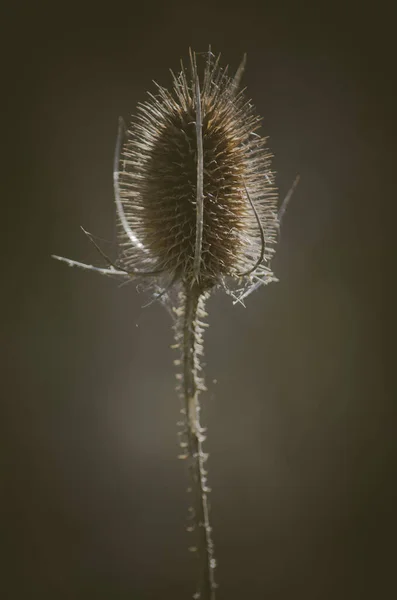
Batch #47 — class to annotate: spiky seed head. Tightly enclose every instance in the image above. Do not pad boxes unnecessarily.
[117,49,278,294]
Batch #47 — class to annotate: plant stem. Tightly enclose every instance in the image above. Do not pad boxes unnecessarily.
[179,282,216,600]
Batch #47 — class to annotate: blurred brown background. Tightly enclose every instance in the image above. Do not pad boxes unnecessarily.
[3,2,392,599]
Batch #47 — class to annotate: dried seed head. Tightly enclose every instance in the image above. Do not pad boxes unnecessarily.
[117,49,278,296]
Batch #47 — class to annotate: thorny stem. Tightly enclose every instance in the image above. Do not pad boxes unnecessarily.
[177,283,216,600]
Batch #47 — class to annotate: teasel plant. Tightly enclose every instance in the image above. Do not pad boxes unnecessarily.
[53,48,298,599]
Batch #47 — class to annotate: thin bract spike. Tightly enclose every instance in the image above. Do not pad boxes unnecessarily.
[179,58,190,100]
[80,226,126,273]
[113,117,146,252]
[203,46,215,97]
[238,181,266,276]
[193,74,204,283]
[278,174,300,228]
[51,255,129,277]
[231,53,247,95]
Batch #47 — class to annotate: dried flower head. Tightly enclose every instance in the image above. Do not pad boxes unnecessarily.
[114,48,279,300]
[52,49,293,600]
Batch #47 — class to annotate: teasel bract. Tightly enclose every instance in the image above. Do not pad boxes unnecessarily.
[54,49,280,600]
